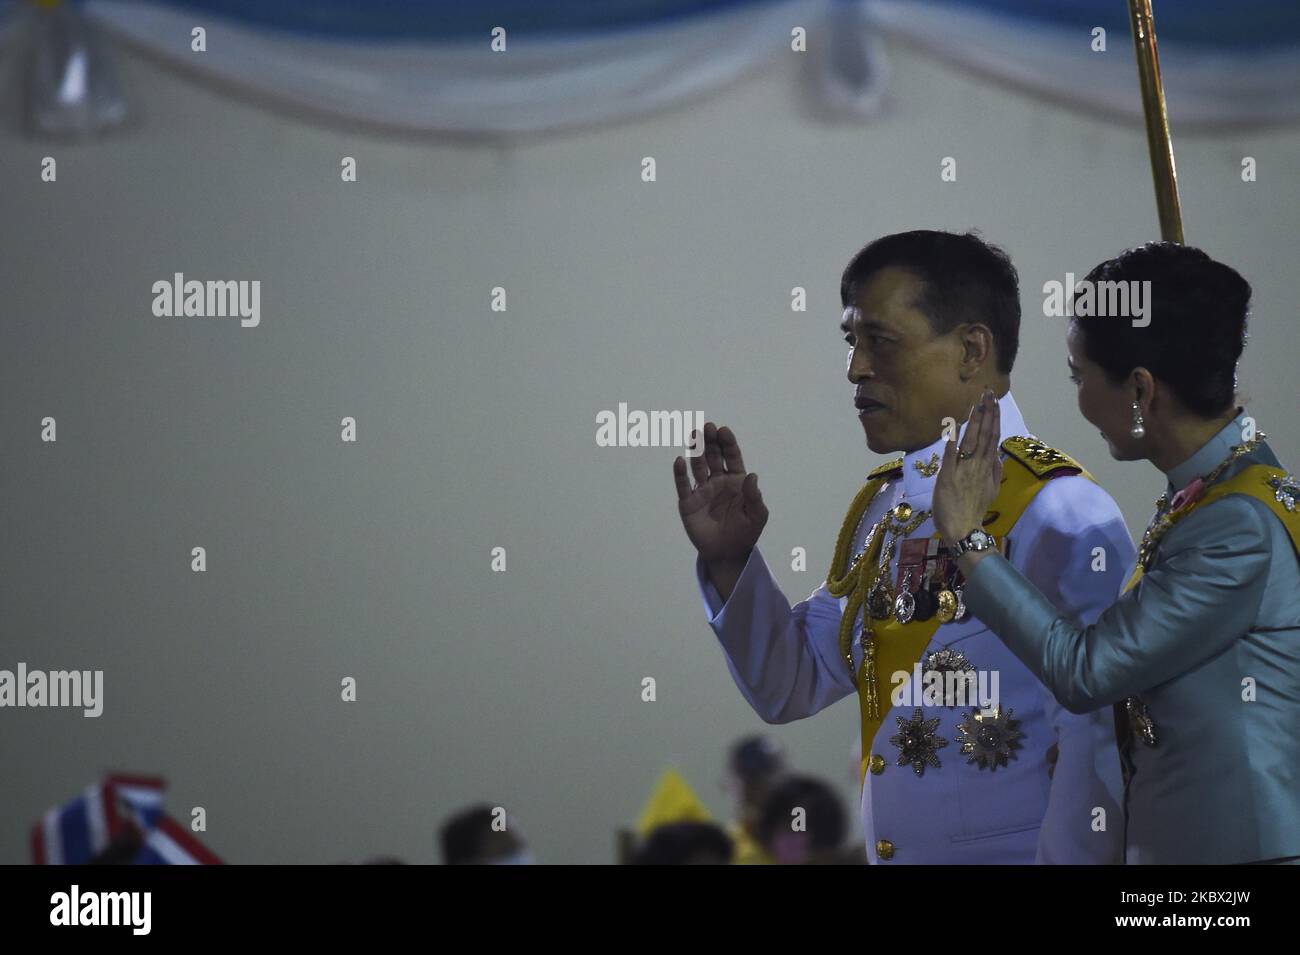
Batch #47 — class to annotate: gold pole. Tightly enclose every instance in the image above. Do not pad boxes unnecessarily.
[1127,0,1184,243]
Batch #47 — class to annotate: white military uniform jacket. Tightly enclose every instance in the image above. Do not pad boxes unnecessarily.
[695,392,1132,863]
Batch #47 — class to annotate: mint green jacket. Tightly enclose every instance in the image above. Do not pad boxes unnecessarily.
[965,411,1300,864]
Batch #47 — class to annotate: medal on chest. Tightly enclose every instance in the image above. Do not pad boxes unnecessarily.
[892,537,969,626]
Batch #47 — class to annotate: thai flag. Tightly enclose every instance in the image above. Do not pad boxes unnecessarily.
[131,814,223,865]
[30,773,214,864]
[30,781,119,865]
[108,774,166,832]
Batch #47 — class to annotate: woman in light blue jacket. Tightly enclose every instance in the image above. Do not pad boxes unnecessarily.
[933,243,1300,864]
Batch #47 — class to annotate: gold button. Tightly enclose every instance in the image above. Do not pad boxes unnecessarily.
[894,503,913,522]
[876,839,895,861]
[869,754,886,775]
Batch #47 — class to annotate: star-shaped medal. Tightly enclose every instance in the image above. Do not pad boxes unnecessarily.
[889,707,948,776]
[956,706,1024,770]
[922,647,977,707]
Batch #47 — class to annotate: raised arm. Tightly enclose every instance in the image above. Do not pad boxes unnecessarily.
[963,496,1271,712]
[675,423,855,722]
[933,390,1271,712]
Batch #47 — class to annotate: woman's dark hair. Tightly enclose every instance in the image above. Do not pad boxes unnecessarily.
[1073,242,1250,418]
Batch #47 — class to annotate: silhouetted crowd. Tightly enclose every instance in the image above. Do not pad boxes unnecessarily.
[434,736,865,865]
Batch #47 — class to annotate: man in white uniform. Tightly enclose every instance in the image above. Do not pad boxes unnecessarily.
[672,231,1132,863]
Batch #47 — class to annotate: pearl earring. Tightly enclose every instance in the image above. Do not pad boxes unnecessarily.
[1130,401,1146,439]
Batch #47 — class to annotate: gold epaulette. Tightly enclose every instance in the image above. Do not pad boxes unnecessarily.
[867,457,903,481]
[1000,435,1083,479]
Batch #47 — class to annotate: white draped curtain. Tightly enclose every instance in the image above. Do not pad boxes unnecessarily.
[4,0,1297,135]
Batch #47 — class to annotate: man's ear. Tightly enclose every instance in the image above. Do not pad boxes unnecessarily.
[960,323,996,376]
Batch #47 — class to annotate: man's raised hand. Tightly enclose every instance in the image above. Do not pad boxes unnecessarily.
[672,422,768,565]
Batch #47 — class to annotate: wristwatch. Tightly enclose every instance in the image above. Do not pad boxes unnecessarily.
[950,528,996,559]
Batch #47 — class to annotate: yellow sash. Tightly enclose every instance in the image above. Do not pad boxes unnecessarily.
[831,442,1094,782]
[1123,464,1300,594]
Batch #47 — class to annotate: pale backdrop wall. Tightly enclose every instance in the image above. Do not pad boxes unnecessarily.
[2,30,1297,863]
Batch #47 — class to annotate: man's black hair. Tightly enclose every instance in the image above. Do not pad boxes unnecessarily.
[439,805,497,865]
[631,822,734,865]
[840,229,1021,373]
[756,775,847,853]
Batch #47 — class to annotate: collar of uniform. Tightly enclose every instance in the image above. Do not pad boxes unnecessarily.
[1164,406,1249,494]
[899,391,1028,505]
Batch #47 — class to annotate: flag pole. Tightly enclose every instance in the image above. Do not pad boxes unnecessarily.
[1127,0,1184,243]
